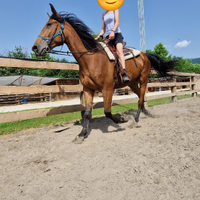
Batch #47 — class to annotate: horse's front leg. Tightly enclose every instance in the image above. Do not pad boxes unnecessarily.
[73,88,94,143]
[103,89,128,123]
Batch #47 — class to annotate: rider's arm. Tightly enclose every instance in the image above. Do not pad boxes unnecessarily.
[112,9,119,32]
[95,13,106,40]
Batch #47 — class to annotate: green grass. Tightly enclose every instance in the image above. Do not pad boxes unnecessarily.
[0,94,199,135]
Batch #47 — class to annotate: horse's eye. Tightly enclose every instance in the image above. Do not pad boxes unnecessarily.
[47,23,52,27]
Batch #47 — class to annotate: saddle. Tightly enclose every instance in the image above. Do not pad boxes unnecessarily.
[99,39,141,84]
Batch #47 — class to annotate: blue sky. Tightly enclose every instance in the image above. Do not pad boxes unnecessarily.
[0,0,200,62]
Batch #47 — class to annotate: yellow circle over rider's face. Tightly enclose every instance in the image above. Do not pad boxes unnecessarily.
[97,0,124,11]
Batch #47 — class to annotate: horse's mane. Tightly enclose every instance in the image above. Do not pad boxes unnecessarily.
[51,12,102,52]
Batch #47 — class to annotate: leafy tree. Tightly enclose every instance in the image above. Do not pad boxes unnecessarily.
[154,43,170,60]
[146,49,155,55]
[31,52,59,77]
[0,46,32,76]
[0,46,80,78]
[57,58,79,78]
[173,56,200,73]
[31,52,79,78]
[147,43,171,78]
[8,46,29,59]
[30,52,57,61]
[147,42,200,74]
[147,42,172,61]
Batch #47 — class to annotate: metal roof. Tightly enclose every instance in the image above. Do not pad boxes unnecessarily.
[0,75,76,86]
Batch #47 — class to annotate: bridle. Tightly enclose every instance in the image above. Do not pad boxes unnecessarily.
[37,19,103,56]
[38,20,65,50]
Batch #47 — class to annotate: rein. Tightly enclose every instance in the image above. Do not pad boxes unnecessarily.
[38,20,65,49]
[50,47,103,56]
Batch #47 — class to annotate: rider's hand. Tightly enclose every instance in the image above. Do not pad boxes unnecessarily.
[109,31,115,40]
[95,35,103,41]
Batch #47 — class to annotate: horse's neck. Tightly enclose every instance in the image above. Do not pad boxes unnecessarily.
[63,23,88,62]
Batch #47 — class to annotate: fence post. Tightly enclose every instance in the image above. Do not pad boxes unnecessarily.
[191,76,196,97]
[171,76,177,102]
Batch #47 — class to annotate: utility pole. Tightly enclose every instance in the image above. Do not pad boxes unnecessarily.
[137,0,146,52]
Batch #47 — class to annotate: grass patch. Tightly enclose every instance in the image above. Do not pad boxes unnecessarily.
[0,111,82,135]
[0,94,199,135]
[147,97,172,107]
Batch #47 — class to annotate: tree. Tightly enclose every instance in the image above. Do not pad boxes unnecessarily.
[173,56,200,73]
[1,46,32,76]
[154,43,170,60]
[57,58,79,78]
[30,52,57,61]
[8,46,29,59]
[147,42,172,61]
[31,53,79,78]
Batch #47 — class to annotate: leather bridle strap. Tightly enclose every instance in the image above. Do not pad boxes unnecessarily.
[38,20,65,49]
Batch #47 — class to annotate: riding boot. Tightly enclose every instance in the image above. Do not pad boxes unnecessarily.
[122,70,130,83]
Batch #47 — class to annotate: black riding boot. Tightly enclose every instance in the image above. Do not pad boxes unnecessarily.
[122,71,130,83]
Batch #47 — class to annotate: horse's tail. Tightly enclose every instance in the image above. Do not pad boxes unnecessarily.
[145,53,177,77]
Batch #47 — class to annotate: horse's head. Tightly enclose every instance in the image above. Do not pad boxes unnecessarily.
[32,4,65,56]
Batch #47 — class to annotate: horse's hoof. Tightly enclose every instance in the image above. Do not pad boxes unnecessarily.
[135,117,139,123]
[142,108,149,115]
[135,122,141,128]
[120,116,128,123]
[72,136,84,144]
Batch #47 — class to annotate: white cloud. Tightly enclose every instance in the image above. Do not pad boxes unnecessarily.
[174,40,191,48]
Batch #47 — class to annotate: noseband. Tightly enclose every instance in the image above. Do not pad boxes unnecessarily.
[38,20,65,49]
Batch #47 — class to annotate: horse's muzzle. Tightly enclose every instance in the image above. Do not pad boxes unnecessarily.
[32,44,50,56]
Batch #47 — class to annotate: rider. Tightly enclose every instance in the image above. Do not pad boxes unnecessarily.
[95,9,130,83]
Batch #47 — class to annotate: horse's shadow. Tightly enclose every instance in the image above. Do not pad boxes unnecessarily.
[88,114,126,134]
[54,109,155,137]
[80,109,155,138]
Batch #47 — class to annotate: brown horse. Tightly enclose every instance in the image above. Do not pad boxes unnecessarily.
[32,4,176,143]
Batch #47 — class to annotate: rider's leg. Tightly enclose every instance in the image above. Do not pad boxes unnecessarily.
[116,43,130,83]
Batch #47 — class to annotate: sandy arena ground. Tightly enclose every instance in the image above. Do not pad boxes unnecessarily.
[0,97,200,200]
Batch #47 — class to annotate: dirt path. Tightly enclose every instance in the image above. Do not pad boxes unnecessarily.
[0,97,200,200]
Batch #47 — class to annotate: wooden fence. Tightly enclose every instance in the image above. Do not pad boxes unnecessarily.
[0,57,200,123]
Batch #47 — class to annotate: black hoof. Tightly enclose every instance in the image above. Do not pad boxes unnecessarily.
[135,117,139,123]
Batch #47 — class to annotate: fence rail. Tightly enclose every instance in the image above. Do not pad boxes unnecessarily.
[0,57,79,70]
[0,57,200,123]
[0,85,83,95]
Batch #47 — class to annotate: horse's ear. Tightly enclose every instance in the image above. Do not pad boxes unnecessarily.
[47,13,51,18]
[49,3,59,17]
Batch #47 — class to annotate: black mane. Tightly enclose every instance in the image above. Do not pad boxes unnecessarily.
[51,12,101,52]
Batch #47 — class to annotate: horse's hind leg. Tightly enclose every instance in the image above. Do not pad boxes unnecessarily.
[129,79,148,122]
[136,80,149,122]
[103,89,128,123]
[73,88,94,143]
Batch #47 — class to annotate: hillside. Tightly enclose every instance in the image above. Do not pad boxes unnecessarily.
[191,58,200,64]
